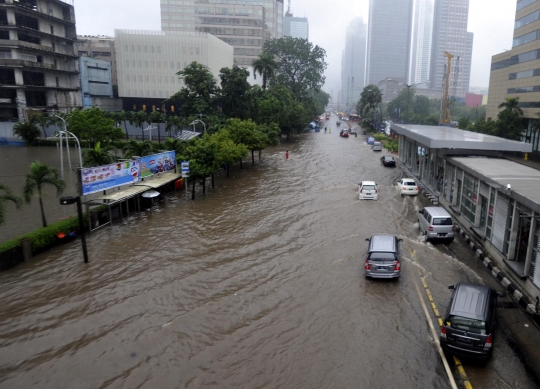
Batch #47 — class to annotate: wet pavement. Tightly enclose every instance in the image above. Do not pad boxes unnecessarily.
[0,116,538,388]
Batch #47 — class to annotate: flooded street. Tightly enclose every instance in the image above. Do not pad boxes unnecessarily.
[0,117,538,389]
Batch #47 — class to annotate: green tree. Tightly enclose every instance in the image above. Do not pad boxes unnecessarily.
[358,86,383,130]
[82,141,118,167]
[132,110,148,141]
[13,118,41,145]
[210,130,248,177]
[169,62,217,117]
[218,65,251,119]
[149,111,165,143]
[163,137,187,156]
[122,139,154,159]
[66,107,123,148]
[498,97,524,117]
[165,115,181,137]
[179,135,220,199]
[31,114,52,138]
[118,110,132,140]
[23,161,65,228]
[262,37,327,99]
[0,183,22,226]
[458,117,471,130]
[252,53,278,90]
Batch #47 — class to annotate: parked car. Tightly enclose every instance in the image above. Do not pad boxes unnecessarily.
[364,234,403,279]
[440,282,502,361]
[372,141,383,151]
[359,180,378,200]
[366,137,375,145]
[397,178,418,195]
[381,156,396,167]
[340,129,349,137]
[418,206,455,242]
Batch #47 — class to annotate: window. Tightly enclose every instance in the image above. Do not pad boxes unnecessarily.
[515,9,540,29]
[508,85,540,94]
[509,68,540,79]
[491,49,540,71]
[460,173,478,223]
[517,0,537,11]
[513,29,540,48]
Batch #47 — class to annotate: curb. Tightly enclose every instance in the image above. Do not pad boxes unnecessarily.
[421,189,537,315]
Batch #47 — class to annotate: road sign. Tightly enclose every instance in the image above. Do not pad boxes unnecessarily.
[182,172,189,178]
[181,161,190,173]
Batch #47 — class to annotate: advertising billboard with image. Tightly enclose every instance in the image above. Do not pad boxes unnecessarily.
[138,151,176,178]
[80,161,140,196]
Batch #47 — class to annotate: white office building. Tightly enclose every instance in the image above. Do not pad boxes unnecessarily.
[115,29,233,100]
[283,13,308,40]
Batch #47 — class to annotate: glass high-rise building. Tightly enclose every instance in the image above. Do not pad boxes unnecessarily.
[160,0,284,66]
[341,17,367,111]
[366,0,413,85]
[283,13,308,40]
[409,0,434,87]
[429,0,473,97]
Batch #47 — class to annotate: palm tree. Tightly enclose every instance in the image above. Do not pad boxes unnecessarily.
[498,97,524,117]
[149,111,165,143]
[165,115,181,138]
[23,161,65,228]
[82,142,117,167]
[132,110,148,141]
[252,53,278,90]
[13,118,41,145]
[122,139,154,159]
[0,183,22,226]
[32,114,51,138]
[118,110,132,140]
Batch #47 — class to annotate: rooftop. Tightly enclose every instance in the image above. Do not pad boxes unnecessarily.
[391,124,532,153]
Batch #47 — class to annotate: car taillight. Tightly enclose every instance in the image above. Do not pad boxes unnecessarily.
[365,260,370,270]
[360,189,363,193]
[484,334,492,349]
[375,189,378,193]
[452,225,455,231]
[429,226,434,231]
[395,261,401,270]
[415,187,419,190]
[440,325,447,339]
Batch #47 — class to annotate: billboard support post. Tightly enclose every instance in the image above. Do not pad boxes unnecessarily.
[60,196,89,264]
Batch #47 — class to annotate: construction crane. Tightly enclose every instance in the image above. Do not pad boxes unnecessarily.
[440,51,454,125]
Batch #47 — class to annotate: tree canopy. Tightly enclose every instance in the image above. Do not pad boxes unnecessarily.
[66,107,123,147]
[169,62,218,116]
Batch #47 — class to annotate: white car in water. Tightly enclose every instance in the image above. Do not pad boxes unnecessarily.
[397,178,419,196]
[359,181,378,200]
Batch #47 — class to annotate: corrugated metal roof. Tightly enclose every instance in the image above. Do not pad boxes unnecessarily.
[175,130,201,141]
[391,124,532,152]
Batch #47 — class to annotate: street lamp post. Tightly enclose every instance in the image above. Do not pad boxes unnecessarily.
[143,124,157,142]
[189,119,206,133]
[59,196,89,264]
[49,114,83,179]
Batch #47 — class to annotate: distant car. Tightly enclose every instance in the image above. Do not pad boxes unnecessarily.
[359,180,378,200]
[336,121,341,126]
[381,156,395,167]
[372,141,383,151]
[349,128,357,135]
[397,178,419,196]
[340,129,349,137]
[366,137,375,145]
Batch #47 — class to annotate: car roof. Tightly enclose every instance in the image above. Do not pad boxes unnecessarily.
[368,234,397,252]
[449,283,492,321]
[424,206,451,217]
[361,180,376,185]
[384,156,394,160]
[402,178,415,182]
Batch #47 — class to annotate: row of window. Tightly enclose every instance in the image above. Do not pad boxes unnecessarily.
[509,68,540,79]
[491,49,540,71]
[515,9,540,29]
[122,44,163,54]
[199,17,263,26]
[518,101,540,108]
[233,47,261,56]
[124,59,196,70]
[220,37,263,46]
[197,27,263,36]
[194,6,263,16]
[513,28,540,47]
[517,0,537,11]
[508,85,540,93]
[125,74,180,84]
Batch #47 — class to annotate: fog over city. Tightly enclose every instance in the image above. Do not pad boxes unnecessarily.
[76,0,515,94]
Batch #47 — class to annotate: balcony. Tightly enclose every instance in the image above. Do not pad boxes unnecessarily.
[0,39,76,57]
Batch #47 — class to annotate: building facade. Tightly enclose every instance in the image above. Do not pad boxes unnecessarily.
[366,0,413,86]
[429,0,473,98]
[160,0,283,66]
[409,0,434,87]
[283,13,308,40]
[78,56,120,111]
[341,17,366,112]
[0,0,81,121]
[77,35,117,86]
[486,0,540,151]
[115,30,233,112]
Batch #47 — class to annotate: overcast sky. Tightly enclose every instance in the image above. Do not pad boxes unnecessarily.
[75,0,516,94]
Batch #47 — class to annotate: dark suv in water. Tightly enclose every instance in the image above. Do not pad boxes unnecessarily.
[440,282,502,361]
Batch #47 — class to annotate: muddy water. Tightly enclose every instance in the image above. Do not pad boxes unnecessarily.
[0,118,537,389]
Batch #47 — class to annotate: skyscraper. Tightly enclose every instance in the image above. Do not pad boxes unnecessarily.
[409,0,434,87]
[284,12,309,40]
[341,17,367,111]
[366,0,413,85]
[160,0,284,66]
[429,0,473,97]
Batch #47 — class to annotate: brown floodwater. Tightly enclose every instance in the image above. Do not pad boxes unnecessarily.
[0,118,538,389]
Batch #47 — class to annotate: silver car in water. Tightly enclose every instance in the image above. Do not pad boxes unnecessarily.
[364,234,403,279]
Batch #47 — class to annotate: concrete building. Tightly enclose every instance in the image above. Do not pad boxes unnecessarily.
[465,92,483,107]
[77,35,117,86]
[283,12,308,40]
[366,0,413,86]
[115,29,233,112]
[0,0,81,121]
[393,124,540,307]
[341,17,367,113]
[429,0,473,98]
[79,56,121,111]
[160,0,283,66]
[409,0,433,87]
[486,0,540,152]
[378,77,406,103]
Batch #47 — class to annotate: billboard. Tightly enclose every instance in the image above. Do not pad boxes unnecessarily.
[80,161,140,196]
[139,151,176,178]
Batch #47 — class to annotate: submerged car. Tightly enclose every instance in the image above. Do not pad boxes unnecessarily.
[440,282,502,361]
[381,156,395,167]
[359,180,378,200]
[340,129,349,137]
[397,178,418,195]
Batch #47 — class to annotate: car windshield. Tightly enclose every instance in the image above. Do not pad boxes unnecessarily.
[448,315,486,335]
[362,185,375,190]
[403,181,416,186]
[368,252,397,262]
[433,217,452,225]
[384,157,393,161]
